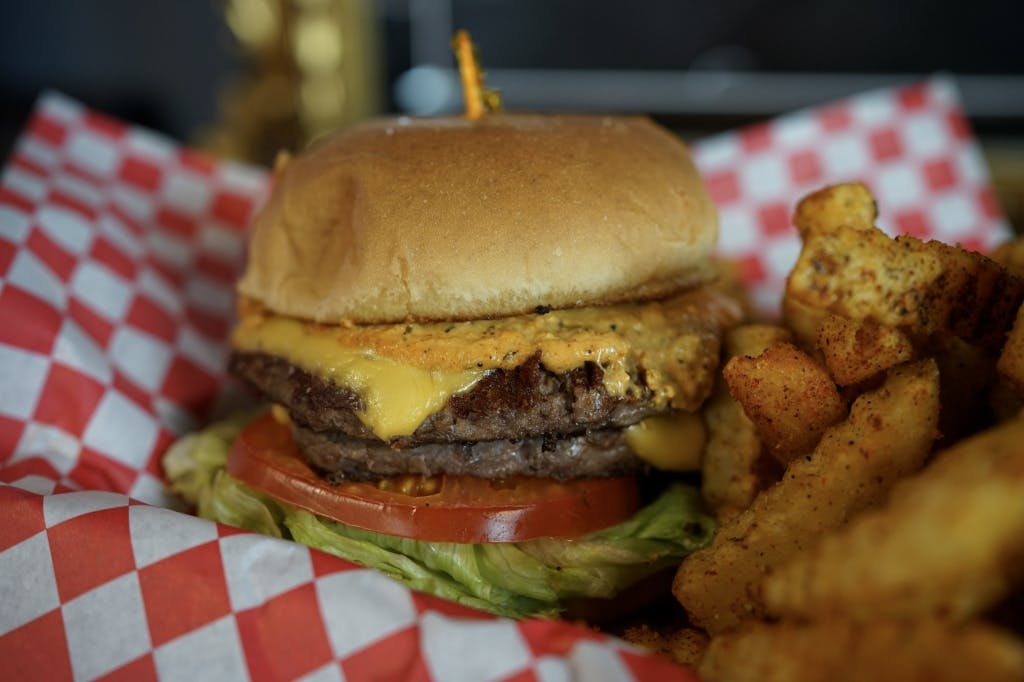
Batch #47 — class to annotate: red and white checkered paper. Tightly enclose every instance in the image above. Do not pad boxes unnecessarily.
[0,78,1010,681]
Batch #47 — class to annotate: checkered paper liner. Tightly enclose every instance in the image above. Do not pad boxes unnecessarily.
[0,78,1010,681]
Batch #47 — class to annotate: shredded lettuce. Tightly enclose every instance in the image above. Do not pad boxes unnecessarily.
[164,414,716,619]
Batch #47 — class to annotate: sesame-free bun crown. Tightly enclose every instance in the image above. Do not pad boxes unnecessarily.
[238,113,719,324]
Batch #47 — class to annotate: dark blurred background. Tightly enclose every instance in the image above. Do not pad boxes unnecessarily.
[2,0,1023,215]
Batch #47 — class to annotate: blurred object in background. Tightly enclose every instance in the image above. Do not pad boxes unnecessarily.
[0,1,237,157]
[0,0,1022,228]
[201,0,381,164]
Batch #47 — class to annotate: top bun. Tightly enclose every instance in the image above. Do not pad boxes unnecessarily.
[238,113,718,324]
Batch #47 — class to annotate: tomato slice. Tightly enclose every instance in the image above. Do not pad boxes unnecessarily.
[227,414,641,543]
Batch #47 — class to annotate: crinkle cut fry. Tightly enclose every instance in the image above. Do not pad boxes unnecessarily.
[762,413,1024,623]
[673,359,940,634]
[698,619,1024,682]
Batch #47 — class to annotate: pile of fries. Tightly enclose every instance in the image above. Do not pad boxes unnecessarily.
[631,183,1024,681]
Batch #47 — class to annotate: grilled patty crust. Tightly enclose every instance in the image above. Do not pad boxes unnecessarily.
[294,424,641,481]
[229,351,663,447]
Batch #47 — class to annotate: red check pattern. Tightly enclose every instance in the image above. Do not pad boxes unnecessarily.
[0,80,1009,680]
[697,77,1011,314]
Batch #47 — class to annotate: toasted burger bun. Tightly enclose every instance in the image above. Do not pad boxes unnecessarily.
[238,113,718,324]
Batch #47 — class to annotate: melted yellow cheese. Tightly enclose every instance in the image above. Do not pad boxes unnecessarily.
[233,286,742,441]
[624,412,706,471]
[240,316,483,439]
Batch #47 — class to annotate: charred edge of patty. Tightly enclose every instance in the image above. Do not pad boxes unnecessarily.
[292,422,643,482]
[229,351,663,446]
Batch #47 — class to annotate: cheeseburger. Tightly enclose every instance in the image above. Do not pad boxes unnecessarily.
[166,113,742,618]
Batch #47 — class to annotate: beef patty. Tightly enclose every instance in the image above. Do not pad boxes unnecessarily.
[229,352,662,447]
[295,424,641,482]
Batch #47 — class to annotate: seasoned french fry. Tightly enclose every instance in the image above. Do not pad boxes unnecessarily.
[780,294,830,352]
[623,625,709,669]
[674,360,940,634]
[722,342,846,463]
[701,380,777,522]
[815,314,915,386]
[997,304,1024,398]
[792,181,877,237]
[786,185,1024,350]
[702,325,791,520]
[990,237,1024,278]
[933,334,999,441]
[990,379,1024,423]
[762,414,1024,624]
[699,619,1024,682]
[723,324,794,359]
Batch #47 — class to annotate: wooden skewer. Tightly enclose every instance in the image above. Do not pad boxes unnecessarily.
[451,30,502,120]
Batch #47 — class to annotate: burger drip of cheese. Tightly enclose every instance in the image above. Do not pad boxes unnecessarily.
[229,113,743,484]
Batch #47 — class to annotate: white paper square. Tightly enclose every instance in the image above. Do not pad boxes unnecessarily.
[110,326,173,393]
[218,161,267,195]
[43,490,129,527]
[125,128,176,165]
[63,572,152,681]
[109,185,155,223]
[421,611,532,682]
[0,532,61,637]
[902,114,949,159]
[535,656,571,682]
[929,193,979,242]
[715,206,760,256]
[129,472,185,511]
[99,213,145,260]
[52,172,104,211]
[197,224,244,263]
[564,642,633,681]
[765,237,802,281]
[37,205,95,255]
[2,166,48,202]
[772,111,820,148]
[53,320,113,384]
[738,155,788,202]
[219,533,314,611]
[81,390,159,469]
[138,268,183,316]
[0,205,32,244]
[850,89,898,127]
[0,343,49,420]
[316,570,417,658]
[927,77,958,107]
[822,133,871,178]
[7,250,68,309]
[15,137,60,170]
[12,422,81,474]
[162,170,212,214]
[874,164,926,209]
[147,230,193,269]
[70,261,132,320]
[8,474,57,495]
[66,130,120,178]
[955,146,990,186]
[692,134,740,172]
[153,615,248,682]
[40,91,84,124]
[129,505,218,568]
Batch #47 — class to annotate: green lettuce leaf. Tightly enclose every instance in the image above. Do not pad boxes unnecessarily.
[164,414,716,619]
